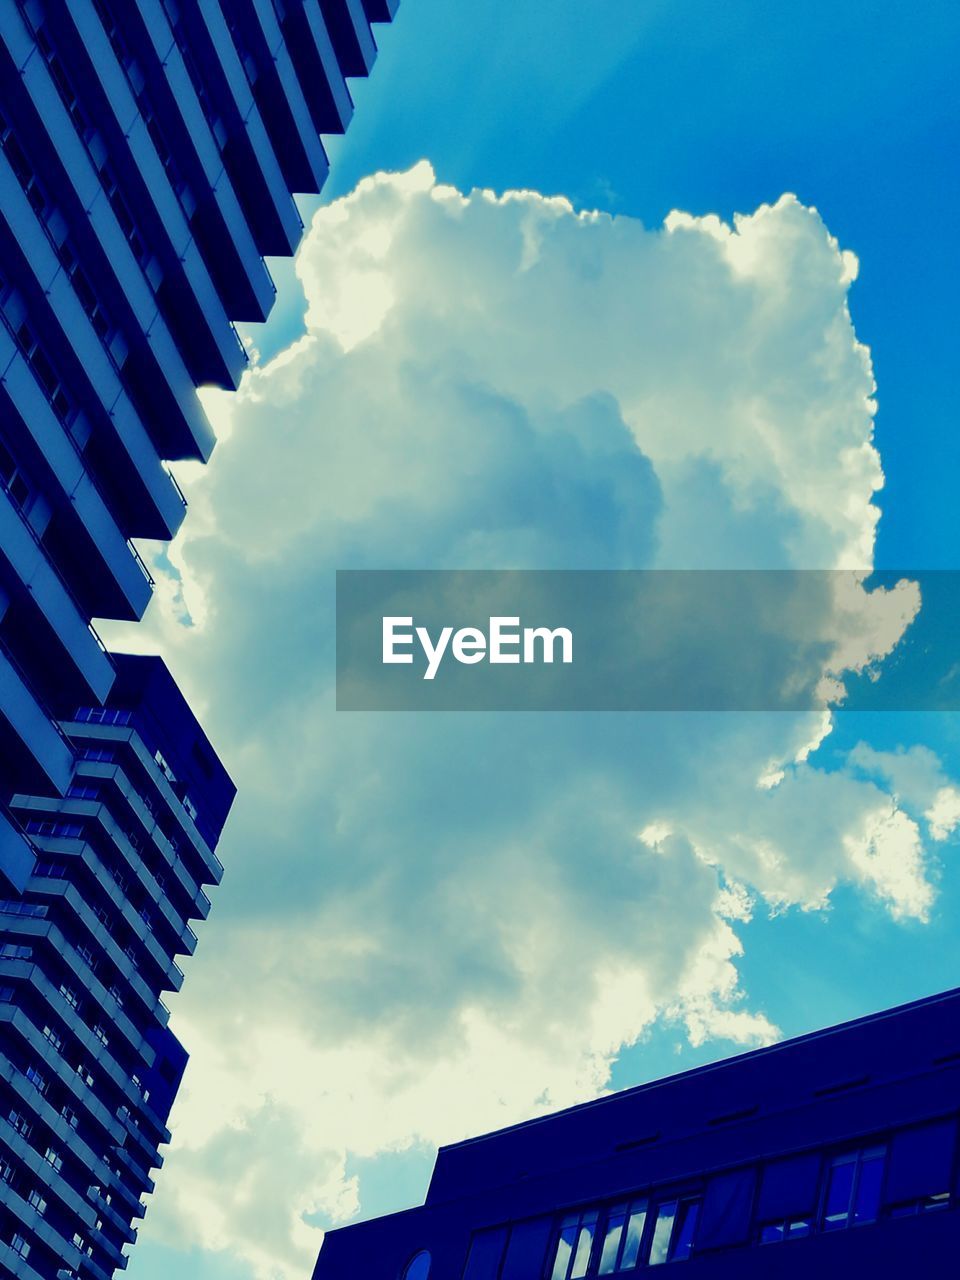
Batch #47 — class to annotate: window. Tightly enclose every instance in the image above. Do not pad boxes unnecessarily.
[0,899,47,917]
[647,1199,699,1265]
[0,942,32,959]
[402,1252,431,1280]
[13,319,75,425]
[598,1201,647,1273]
[760,1209,814,1244]
[889,1192,950,1217]
[58,241,114,342]
[68,782,101,800]
[0,434,34,513]
[99,161,151,267]
[154,749,176,781]
[25,1065,48,1096]
[226,18,259,84]
[59,982,80,1010]
[550,1195,701,1276]
[75,706,132,727]
[0,109,50,216]
[27,1189,47,1215]
[551,1209,599,1279]
[0,104,122,363]
[25,819,83,839]
[8,1109,32,1138]
[44,1147,63,1172]
[10,1233,30,1259]
[42,1024,63,1052]
[822,1146,886,1231]
[33,860,69,878]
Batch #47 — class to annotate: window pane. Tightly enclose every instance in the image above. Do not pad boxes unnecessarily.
[786,1218,811,1238]
[760,1222,784,1244]
[670,1201,699,1261]
[598,1209,626,1275]
[648,1202,677,1266]
[852,1153,885,1225]
[550,1225,577,1280]
[823,1159,856,1230]
[571,1222,595,1278]
[620,1205,647,1270]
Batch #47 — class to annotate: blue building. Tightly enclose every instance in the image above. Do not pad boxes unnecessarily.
[0,0,398,1274]
[313,988,960,1278]
[2,655,233,1279]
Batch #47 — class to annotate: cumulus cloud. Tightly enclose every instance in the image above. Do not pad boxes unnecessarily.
[102,165,952,1278]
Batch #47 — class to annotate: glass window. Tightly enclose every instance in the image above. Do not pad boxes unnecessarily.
[890,1192,950,1217]
[671,1201,699,1261]
[598,1201,647,1273]
[648,1198,701,1266]
[402,1251,431,1280]
[853,1148,885,1225]
[551,1211,598,1280]
[598,1205,626,1274]
[822,1146,887,1231]
[648,1202,677,1266]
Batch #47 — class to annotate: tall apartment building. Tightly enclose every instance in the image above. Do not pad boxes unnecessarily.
[0,0,399,1274]
[2,655,234,1279]
[313,988,960,1278]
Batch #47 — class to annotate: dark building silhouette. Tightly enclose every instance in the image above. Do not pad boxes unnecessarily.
[0,0,399,1274]
[313,988,960,1278]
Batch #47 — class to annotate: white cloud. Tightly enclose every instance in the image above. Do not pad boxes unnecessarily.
[105,166,950,1278]
[849,742,960,843]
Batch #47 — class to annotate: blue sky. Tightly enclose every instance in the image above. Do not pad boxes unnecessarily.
[124,3,959,1278]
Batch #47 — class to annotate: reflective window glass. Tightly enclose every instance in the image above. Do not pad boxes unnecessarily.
[823,1146,887,1231]
[648,1201,677,1266]
[598,1206,626,1274]
[852,1149,885,1225]
[823,1155,856,1230]
[619,1205,647,1269]
[551,1218,578,1280]
[671,1201,699,1261]
[402,1251,431,1280]
[571,1211,598,1278]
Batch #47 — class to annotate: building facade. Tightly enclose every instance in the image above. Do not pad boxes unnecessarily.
[313,988,960,1278]
[0,0,398,895]
[2,655,233,1278]
[0,0,398,1274]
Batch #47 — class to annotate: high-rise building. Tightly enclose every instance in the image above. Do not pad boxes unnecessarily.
[2,655,234,1279]
[313,988,960,1278]
[0,0,398,1273]
[0,0,399,892]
